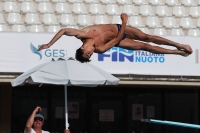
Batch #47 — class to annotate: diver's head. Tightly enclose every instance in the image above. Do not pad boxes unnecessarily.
[75,47,92,63]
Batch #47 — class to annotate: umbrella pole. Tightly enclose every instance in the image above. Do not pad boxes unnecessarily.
[64,85,69,129]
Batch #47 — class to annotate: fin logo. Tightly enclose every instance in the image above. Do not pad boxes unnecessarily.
[98,47,165,63]
[30,43,42,60]
[30,43,66,60]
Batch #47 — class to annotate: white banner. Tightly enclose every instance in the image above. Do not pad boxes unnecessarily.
[0,32,81,72]
[0,32,199,76]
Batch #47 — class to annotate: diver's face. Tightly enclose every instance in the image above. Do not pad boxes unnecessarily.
[81,45,94,59]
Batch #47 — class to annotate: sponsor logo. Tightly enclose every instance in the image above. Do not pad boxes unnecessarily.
[30,43,42,60]
[30,43,66,60]
[98,47,165,63]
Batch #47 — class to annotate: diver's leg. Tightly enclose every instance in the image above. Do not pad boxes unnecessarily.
[124,26,192,54]
[118,38,189,57]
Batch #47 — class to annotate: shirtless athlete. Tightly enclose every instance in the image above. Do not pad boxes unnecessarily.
[38,13,193,63]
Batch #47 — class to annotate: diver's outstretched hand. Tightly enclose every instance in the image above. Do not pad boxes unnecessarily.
[38,44,50,51]
[120,13,128,23]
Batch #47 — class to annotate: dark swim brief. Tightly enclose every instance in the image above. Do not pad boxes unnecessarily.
[115,24,127,47]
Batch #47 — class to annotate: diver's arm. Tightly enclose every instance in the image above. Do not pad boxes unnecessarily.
[98,13,128,53]
[116,13,128,43]
[38,28,86,51]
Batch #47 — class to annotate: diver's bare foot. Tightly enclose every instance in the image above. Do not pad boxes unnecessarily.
[177,44,193,54]
[177,50,189,57]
